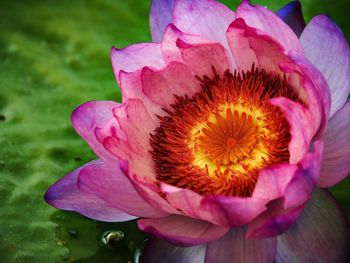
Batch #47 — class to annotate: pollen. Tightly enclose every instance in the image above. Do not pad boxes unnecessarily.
[150,66,301,197]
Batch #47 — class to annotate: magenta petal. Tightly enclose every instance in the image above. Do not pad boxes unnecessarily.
[246,199,305,239]
[205,228,277,263]
[252,164,298,201]
[286,52,331,138]
[236,0,303,53]
[269,97,312,164]
[201,195,267,227]
[276,189,350,263]
[283,140,323,209]
[138,215,229,246]
[319,101,350,187]
[111,43,165,84]
[161,183,266,227]
[77,161,168,218]
[247,141,323,239]
[300,15,350,117]
[226,18,289,73]
[96,99,158,182]
[160,183,230,226]
[141,61,200,108]
[177,40,231,78]
[161,24,209,64]
[276,1,306,37]
[44,160,136,222]
[119,70,163,118]
[173,0,235,63]
[71,101,119,164]
[128,174,181,215]
[162,182,270,227]
[150,0,175,42]
[141,238,206,263]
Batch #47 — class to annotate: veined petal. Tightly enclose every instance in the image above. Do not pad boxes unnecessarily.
[161,24,209,65]
[141,238,206,263]
[205,228,277,263]
[44,160,136,222]
[119,69,163,118]
[138,215,229,246]
[319,101,350,187]
[286,52,331,138]
[77,161,168,218]
[276,189,350,263]
[269,97,312,164]
[150,0,175,42]
[161,183,267,227]
[96,99,157,180]
[246,199,305,239]
[173,0,235,66]
[141,61,201,108]
[276,1,306,37]
[71,101,120,164]
[227,18,291,73]
[177,40,231,78]
[247,140,323,239]
[111,43,165,84]
[300,15,350,117]
[127,173,181,215]
[236,0,303,53]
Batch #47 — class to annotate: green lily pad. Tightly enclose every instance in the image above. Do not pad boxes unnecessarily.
[0,0,349,262]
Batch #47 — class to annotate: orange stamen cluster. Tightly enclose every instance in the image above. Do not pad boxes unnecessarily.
[150,66,300,197]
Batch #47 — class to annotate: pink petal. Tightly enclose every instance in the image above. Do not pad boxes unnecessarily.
[173,0,235,65]
[149,0,175,42]
[127,173,181,215]
[161,24,209,64]
[246,199,305,239]
[161,183,267,227]
[96,99,157,180]
[200,194,268,227]
[177,39,231,78]
[111,43,165,84]
[276,1,306,37]
[138,215,229,246]
[236,0,303,54]
[226,19,330,140]
[141,61,201,108]
[247,141,323,239]
[205,228,277,263]
[226,18,291,73]
[71,101,120,164]
[276,189,350,262]
[252,164,298,201]
[319,101,350,187]
[300,15,350,117]
[283,140,323,209]
[119,70,163,118]
[269,97,312,164]
[141,238,206,263]
[287,52,331,139]
[77,160,168,218]
[44,160,136,222]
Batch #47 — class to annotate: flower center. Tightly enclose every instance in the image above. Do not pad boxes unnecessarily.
[150,67,300,197]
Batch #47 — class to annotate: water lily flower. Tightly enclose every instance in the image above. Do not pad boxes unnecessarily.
[45,0,350,262]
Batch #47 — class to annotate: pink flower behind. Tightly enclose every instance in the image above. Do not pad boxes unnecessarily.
[45,0,350,262]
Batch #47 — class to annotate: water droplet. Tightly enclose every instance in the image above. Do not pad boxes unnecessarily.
[68,229,78,238]
[100,230,124,248]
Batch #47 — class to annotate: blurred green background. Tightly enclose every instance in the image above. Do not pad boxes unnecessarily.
[0,0,349,262]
